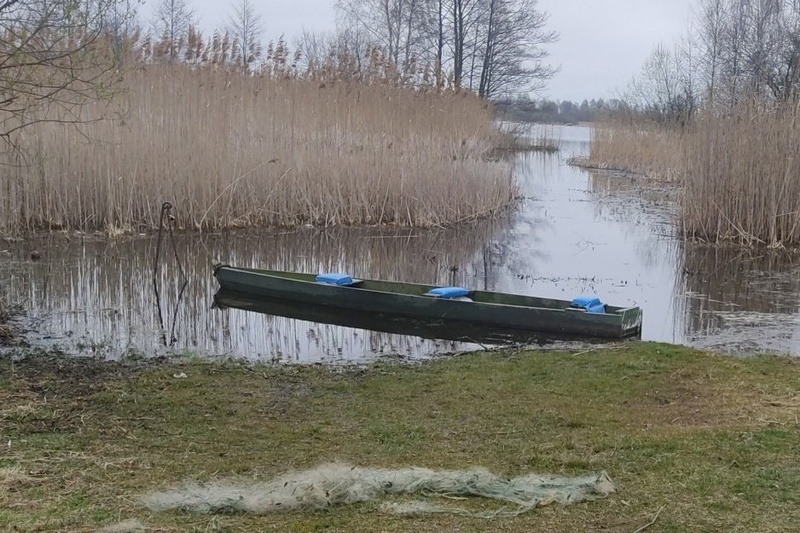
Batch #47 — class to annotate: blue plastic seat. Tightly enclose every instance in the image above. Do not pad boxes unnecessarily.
[425,286,470,299]
[569,295,606,314]
[316,273,355,286]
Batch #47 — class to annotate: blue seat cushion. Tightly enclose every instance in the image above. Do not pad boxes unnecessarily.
[316,273,355,286]
[570,295,606,313]
[426,286,470,299]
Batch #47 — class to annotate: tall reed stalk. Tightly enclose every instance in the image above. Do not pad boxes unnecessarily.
[585,116,685,180]
[588,105,800,246]
[0,64,514,235]
[682,105,800,245]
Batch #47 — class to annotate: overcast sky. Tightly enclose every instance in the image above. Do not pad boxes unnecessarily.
[141,0,698,102]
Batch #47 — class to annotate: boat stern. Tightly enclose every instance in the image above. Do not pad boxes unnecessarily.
[619,307,644,338]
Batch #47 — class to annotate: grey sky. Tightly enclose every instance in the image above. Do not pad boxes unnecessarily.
[537,0,697,102]
[141,0,697,102]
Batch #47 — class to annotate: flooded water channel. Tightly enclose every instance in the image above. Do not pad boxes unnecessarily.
[3,125,800,362]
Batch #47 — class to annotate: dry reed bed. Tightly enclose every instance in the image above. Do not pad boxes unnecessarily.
[583,117,686,180]
[682,108,800,245]
[587,107,800,246]
[1,65,513,234]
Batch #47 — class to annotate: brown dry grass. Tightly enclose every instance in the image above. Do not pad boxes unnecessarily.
[578,116,685,182]
[681,106,800,245]
[585,105,800,245]
[0,64,514,235]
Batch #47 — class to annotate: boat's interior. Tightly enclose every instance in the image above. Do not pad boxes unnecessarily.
[246,268,630,314]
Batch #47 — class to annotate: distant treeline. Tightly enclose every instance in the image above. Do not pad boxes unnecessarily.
[492,97,626,124]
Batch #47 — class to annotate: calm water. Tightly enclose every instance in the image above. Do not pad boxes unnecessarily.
[4,124,800,362]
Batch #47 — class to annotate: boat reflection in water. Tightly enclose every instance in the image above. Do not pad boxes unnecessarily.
[212,289,638,347]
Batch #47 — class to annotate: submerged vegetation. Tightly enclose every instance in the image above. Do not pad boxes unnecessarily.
[2,343,800,531]
[0,287,22,345]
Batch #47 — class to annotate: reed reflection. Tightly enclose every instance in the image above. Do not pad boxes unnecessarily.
[3,221,510,361]
[677,243,800,353]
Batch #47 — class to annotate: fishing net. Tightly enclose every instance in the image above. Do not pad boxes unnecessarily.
[98,519,146,533]
[142,463,615,518]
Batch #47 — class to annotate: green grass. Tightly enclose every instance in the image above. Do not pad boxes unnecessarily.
[1,342,800,532]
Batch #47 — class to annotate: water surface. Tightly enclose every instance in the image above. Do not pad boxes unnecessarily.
[4,124,800,362]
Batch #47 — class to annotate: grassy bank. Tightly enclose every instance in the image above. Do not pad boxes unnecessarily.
[1,64,514,235]
[2,343,799,532]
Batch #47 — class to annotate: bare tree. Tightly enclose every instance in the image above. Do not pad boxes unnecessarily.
[337,0,557,95]
[296,27,375,82]
[427,0,447,86]
[227,0,264,70]
[625,44,683,121]
[475,0,557,98]
[151,0,195,62]
[690,0,800,106]
[295,29,331,66]
[769,1,800,100]
[756,0,800,101]
[104,0,141,63]
[336,0,427,72]
[626,36,698,125]
[674,28,701,118]
[697,0,726,103]
[0,0,131,145]
[450,0,483,88]
[740,0,781,97]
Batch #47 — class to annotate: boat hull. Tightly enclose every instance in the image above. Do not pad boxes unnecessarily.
[213,266,643,340]
[214,290,565,345]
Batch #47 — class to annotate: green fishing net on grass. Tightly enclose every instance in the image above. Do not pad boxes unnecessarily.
[142,463,615,518]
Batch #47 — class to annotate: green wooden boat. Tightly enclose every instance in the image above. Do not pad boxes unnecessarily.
[213,265,643,340]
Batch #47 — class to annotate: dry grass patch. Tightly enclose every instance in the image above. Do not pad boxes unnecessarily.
[1,64,514,235]
[1,343,800,532]
[0,465,35,490]
[585,105,800,246]
[681,106,800,245]
[576,117,686,182]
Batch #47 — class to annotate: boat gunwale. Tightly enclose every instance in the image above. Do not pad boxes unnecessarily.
[213,265,642,318]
